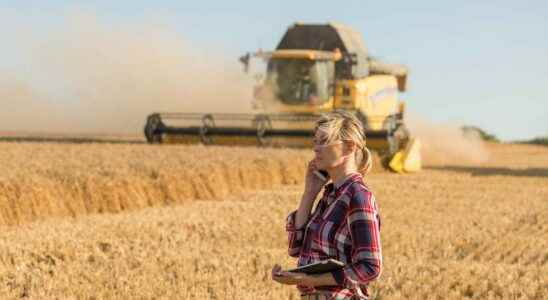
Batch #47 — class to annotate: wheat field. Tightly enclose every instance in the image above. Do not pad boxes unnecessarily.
[0,143,313,226]
[0,141,546,299]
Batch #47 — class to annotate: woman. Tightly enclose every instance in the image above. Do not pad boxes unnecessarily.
[272,110,382,300]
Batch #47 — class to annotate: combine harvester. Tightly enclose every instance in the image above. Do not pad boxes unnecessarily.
[144,22,420,173]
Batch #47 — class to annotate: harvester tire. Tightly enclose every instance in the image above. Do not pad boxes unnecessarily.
[383,116,400,156]
[254,115,272,146]
[200,114,215,145]
[144,114,163,144]
[383,123,411,170]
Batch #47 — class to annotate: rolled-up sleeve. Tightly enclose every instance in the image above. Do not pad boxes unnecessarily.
[331,188,382,287]
[286,210,305,257]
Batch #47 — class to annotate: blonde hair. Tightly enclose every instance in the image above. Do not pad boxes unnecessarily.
[315,110,372,174]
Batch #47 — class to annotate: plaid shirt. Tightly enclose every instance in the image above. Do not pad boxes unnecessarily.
[286,173,382,300]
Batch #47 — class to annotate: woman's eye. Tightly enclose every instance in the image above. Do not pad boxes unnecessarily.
[314,137,328,146]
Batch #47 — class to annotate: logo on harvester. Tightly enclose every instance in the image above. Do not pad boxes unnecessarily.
[370,86,397,102]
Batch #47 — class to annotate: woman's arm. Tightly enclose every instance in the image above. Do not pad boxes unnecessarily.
[286,160,328,257]
[297,159,328,227]
[330,186,382,287]
[294,192,316,229]
[286,192,317,257]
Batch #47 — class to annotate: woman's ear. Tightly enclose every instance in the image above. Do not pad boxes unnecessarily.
[342,141,356,157]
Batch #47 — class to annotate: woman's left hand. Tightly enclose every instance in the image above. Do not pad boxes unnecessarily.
[271,264,313,287]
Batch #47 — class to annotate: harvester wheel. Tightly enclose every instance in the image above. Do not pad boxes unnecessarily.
[254,115,272,146]
[144,114,163,144]
[200,114,215,145]
[383,124,411,170]
[382,116,400,157]
[383,121,410,169]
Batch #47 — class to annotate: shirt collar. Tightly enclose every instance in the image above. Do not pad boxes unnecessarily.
[323,172,363,196]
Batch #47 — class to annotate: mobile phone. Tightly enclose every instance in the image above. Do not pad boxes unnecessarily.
[313,169,329,181]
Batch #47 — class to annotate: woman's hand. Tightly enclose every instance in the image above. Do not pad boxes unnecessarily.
[271,264,312,287]
[294,159,328,230]
[303,159,328,199]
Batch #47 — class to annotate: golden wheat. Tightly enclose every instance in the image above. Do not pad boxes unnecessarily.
[0,143,315,226]
[0,142,546,299]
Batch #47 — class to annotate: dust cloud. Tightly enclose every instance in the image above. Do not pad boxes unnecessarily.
[407,114,490,166]
[0,12,255,135]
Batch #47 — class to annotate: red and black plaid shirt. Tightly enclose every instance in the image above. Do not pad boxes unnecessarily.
[286,173,382,299]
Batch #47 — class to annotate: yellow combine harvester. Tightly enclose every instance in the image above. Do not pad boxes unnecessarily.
[144,22,421,173]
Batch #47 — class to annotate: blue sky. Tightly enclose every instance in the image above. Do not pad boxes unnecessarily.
[2,0,547,141]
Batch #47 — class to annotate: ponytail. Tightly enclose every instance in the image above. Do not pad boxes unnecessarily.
[359,145,373,174]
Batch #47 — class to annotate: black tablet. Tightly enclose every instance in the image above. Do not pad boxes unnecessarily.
[287,259,345,275]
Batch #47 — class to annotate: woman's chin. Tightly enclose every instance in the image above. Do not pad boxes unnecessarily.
[316,160,335,171]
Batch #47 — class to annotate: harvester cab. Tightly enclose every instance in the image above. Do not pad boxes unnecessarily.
[144,22,421,173]
[243,48,341,112]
